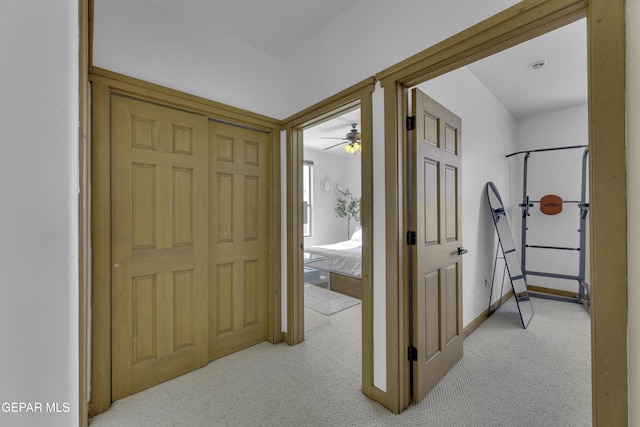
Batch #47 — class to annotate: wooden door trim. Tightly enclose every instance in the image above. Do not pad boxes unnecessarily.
[377,0,589,87]
[89,78,111,417]
[376,0,627,423]
[79,1,90,425]
[88,69,283,416]
[282,77,384,403]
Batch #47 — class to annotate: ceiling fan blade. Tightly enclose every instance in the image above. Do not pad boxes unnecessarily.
[321,124,359,149]
[324,141,348,150]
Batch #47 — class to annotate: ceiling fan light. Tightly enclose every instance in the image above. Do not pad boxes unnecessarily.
[353,141,361,152]
[344,143,355,154]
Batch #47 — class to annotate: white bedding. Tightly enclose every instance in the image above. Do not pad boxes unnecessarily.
[304,240,362,278]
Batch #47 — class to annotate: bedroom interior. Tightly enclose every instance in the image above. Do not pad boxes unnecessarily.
[301,108,363,333]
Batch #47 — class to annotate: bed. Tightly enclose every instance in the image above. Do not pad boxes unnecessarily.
[304,229,362,299]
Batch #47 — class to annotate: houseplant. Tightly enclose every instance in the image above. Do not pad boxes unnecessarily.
[335,189,361,239]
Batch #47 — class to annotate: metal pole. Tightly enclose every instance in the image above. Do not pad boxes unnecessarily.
[506,144,588,158]
[521,152,530,276]
[578,148,589,303]
[488,242,500,315]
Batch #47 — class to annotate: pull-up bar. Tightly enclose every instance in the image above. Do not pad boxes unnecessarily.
[506,144,588,158]
[510,145,590,308]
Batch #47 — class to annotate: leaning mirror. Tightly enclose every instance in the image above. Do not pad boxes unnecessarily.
[486,182,534,329]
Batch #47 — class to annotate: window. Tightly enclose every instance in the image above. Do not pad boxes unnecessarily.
[303,161,313,237]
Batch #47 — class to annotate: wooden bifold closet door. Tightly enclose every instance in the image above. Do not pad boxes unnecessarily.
[111,96,268,400]
[207,120,269,361]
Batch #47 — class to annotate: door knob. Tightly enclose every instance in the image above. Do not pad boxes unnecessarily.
[458,247,468,255]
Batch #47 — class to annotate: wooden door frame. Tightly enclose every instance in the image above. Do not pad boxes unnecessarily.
[282,77,385,404]
[87,68,283,416]
[79,1,91,426]
[376,0,627,424]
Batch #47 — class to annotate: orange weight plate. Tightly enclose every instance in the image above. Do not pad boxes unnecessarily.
[540,194,563,215]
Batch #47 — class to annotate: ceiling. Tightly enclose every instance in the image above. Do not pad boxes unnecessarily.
[303,109,362,156]
[304,18,586,156]
[150,0,361,59]
[467,18,587,119]
[147,1,586,151]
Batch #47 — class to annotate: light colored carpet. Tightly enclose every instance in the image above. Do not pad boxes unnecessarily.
[89,297,591,427]
[304,283,361,315]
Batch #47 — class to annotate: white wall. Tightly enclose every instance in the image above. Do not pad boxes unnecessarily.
[93,0,287,118]
[514,104,589,293]
[302,150,356,246]
[283,0,520,116]
[627,1,640,425]
[371,86,387,390]
[418,66,518,326]
[281,133,288,333]
[347,155,362,204]
[0,2,78,426]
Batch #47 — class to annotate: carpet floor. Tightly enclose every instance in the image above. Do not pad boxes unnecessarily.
[89,297,591,427]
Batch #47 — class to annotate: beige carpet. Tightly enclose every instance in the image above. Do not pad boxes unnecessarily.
[89,297,591,426]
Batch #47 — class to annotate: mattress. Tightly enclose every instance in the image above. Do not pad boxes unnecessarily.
[304,240,362,278]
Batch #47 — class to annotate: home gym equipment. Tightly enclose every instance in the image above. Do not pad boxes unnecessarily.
[506,145,590,307]
[486,181,534,329]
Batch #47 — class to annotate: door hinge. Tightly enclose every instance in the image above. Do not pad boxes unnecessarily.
[406,116,416,131]
[407,231,417,246]
[408,345,417,361]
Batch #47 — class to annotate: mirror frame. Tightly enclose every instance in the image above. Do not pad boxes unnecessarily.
[487,182,535,329]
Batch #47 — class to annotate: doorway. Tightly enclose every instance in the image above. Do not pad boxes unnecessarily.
[301,108,363,334]
[282,77,381,402]
[375,2,626,421]
[403,16,591,405]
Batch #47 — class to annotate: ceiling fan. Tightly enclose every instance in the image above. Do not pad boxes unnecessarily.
[321,123,362,154]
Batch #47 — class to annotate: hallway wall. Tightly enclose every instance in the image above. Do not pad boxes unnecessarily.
[282,0,519,116]
[0,1,78,426]
[93,0,287,118]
